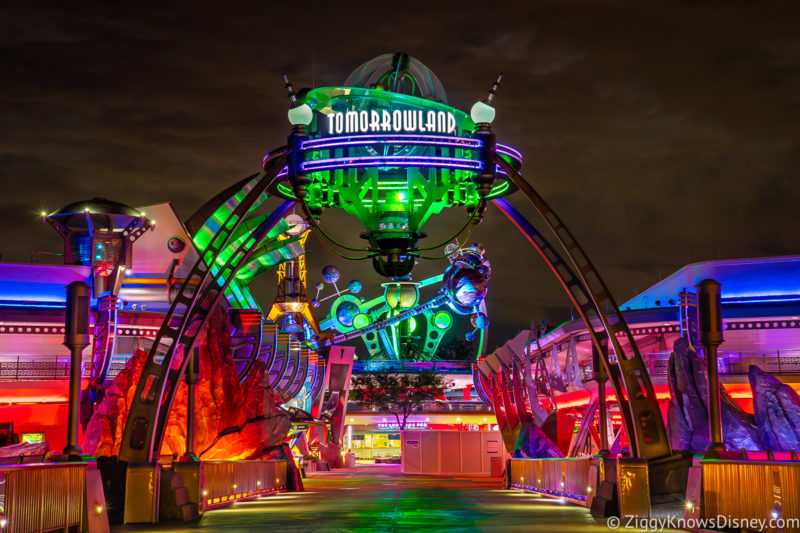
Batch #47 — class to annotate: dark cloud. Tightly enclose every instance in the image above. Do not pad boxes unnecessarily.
[1,1,799,347]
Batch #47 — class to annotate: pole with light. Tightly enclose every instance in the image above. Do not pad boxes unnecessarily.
[284,74,314,201]
[696,279,725,456]
[63,281,91,456]
[470,74,503,219]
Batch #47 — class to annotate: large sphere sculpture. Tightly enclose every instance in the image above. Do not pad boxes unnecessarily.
[348,279,363,294]
[441,245,491,315]
[321,265,340,284]
[336,300,360,328]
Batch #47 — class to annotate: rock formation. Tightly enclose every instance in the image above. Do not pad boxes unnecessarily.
[749,365,800,451]
[84,305,290,460]
[0,441,50,458]
[513,420,563,458]
[667,338,762,452]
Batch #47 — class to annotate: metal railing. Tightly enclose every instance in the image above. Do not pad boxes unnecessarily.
[581,349,800,380]
[0,356,91,381]
[699,459,800,533]
[202,460,287,509]
[508,457,592,504]
[0,462,85,533]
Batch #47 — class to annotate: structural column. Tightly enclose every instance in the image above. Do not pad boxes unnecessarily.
[696,279,724,455]
[63,281,91,456]
[183,347,199,460]
[592,342,609,454]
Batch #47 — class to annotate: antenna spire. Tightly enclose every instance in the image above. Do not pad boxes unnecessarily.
[282,74,297,102]
[486,73,503,104]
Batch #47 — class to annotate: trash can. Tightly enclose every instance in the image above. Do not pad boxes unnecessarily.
[345,453,357,468]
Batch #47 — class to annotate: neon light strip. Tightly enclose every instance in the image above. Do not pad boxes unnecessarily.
[496,144,522,161]
[303,134,481,150]
[301,156,512,173]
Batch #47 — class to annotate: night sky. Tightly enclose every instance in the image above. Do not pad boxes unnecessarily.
[2,2,799,349]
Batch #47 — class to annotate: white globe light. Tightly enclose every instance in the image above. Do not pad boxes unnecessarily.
[470,100,496,124]
[287,103,313,126]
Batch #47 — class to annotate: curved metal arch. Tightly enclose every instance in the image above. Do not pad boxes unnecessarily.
[274,353,300,402]
[493,158,671,460]
[230,310,263,382]
[119,153,292,463]
[276,350,310,404]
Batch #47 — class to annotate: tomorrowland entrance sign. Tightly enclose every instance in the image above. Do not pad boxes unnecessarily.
[325,109,457,135]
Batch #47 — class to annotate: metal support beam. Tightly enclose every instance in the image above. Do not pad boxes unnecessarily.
[697,279,724,455]
[119,152,291,463]
[492,167,672,460]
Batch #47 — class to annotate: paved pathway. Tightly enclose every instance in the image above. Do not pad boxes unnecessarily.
[113,464,663,532]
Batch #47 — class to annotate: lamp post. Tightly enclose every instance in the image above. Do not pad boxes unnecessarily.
[284,74,313,201]
[470,74,503,221]
[183,347,199,460]
[696,279,725,456]
[592,342,609,454]
[63,281,90,456]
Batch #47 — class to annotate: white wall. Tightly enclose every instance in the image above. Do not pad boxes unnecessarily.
[401,430,508,476]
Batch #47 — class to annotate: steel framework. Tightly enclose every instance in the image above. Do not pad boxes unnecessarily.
[119,152,292,463]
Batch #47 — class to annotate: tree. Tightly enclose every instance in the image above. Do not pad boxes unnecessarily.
[349,370,450,430]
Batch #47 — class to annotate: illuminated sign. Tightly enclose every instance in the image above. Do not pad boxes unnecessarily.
[21,432,45,444]
[376,421,428,430]
[325,110,457,136]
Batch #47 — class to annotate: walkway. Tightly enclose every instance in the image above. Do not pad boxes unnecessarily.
[113,464,654,532]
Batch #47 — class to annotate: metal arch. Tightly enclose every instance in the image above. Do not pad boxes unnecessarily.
[118,152,291,463]
[487,198,634,452]
[230,310,264,382]
[306,355,326,406]
[494,158,672,460]
[276,349,310,404]
[260,322,279,371]
[274,354,300,402]
[268,334,292,391]
[146,198,293,461]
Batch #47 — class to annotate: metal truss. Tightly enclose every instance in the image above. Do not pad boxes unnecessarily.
[494,157,672,460]
[119,152,292,463]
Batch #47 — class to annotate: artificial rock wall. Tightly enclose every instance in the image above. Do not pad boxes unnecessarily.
[83,306,290,460]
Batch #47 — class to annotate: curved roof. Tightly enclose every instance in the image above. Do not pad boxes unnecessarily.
[48,197,143,230]
[344,53,448,104]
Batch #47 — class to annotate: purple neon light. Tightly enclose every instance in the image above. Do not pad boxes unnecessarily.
[496,144,522,161]
[302,134,522,162]
[303,134,481,150]
[302,155,484,172]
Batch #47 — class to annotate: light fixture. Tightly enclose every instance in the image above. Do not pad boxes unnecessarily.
[288,103,313,126]
[470,73,503,125]
[470,101,495,125]
[284,74,313,127]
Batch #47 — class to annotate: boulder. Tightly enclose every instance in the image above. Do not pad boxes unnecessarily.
[199,412,290,461]
[666,338,762,452]
[0,441,50,458]
[750,365,800,451]
[513,420,563,458]
[83,304,290,459]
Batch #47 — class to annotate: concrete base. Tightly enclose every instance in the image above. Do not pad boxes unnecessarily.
[124,463,161,524]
